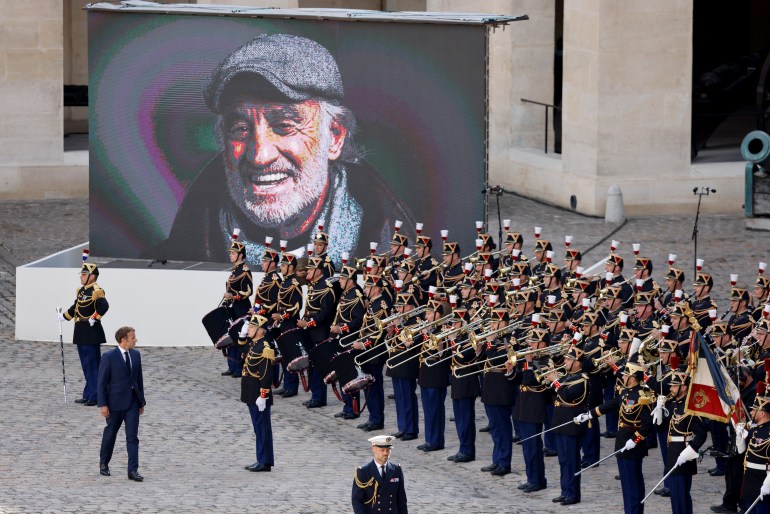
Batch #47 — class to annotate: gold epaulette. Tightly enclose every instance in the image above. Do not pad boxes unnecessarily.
[261,345,275,361]
[637,389,655,406]
[92,286,105,300]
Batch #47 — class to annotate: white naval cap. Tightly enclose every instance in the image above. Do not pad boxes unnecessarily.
[368,435,395,448]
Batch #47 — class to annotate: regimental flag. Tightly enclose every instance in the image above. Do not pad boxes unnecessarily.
[684,331,741,423]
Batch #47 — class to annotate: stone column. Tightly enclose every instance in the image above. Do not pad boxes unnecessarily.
[561,0,694,214]
[0,0,67,199]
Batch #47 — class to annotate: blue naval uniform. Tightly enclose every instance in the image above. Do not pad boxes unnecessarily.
[352,459,408,514]
[361,293,393,427]
[480,337,517,472]
[513,356,551,489]
[450,330,481,459]
[418,323,451,450]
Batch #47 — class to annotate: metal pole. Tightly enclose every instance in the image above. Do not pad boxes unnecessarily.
[57,307,67,403]
[544,106,549,154]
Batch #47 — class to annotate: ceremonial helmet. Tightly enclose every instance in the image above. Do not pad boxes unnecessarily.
[228,228,246,255]
[633,256,653,273]
[80,249,98,277]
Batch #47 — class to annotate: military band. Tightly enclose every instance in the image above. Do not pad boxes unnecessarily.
[180,216,770,512]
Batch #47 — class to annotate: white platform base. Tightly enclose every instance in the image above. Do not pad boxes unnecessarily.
[16,243,256,347]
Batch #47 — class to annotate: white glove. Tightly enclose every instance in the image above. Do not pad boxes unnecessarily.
[761,473,770,500]
[652,395,666,426]
[622,439,637,452]
[256,396,267,412]
[88,317,96,327]
[735,422,748,454]
[573,413,591,424]
[56,308,66,322]
[238,322,249,339]
[675,445,698,467]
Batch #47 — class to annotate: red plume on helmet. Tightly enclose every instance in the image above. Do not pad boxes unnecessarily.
[669,354,680,370]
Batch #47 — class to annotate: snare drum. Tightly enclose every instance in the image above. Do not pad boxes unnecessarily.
[276,329,310,372]
[332,350,374,393]
[201,306,233,346]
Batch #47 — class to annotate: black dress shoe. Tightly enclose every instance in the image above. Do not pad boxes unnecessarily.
[543,448,557,457]
[245,462,260,470]
[342,412,359,420]
[127,471,144,482]
[273,387,285,395]
[615,474,620,480]
[334,411,346,418]
[447,453,459,461]
[400,433,417,441]
[392,431,405,439]
[524,484,546,493]
[388,393,395,399]
[99,463,110,476]
[709,468,726,477]
[281,391,297,398]
[479,425,490,433]
[518,482,532,490]
[453,454,475,463]
[249,463,271,472]
[602,431,617,438]
[363,424,384,432]
[84,400,97,406]
[480,463,498,472]
[711,505,738,513]
[422,444,443,452]
[221,370,233,376]
[653,487,670,497]
[230,373,242,378]
[552,496,565,503]
[357,421,372,429]
[75,398,87,404]
[512,435,521,443]
[416,443,429,450]
[561,498,580,505]
[491,466,510,476]
[306,400,326,409]
[302,400,311,406]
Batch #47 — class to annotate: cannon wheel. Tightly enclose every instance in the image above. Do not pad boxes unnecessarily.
[756,51,770,132]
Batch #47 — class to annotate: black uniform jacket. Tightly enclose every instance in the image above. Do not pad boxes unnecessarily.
[352,460,408,514]
[665,396,707,475]
[593,384,653,460]
[240,336,275,406]
[65,283,109,345]
[513,357,551,424]
[386,316,421,380]
[552,372,589,437]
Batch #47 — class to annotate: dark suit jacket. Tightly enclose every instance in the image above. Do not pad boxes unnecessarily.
[97,347,146,411]
[352,460,408,514]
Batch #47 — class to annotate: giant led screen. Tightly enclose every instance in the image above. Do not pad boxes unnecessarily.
[88,10,487,267]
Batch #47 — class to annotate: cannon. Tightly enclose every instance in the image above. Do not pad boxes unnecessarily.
[742,130,770,229]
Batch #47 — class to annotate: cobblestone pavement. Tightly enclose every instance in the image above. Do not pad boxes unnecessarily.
[0,195,766,513]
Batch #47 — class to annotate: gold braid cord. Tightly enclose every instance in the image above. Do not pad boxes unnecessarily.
[354,469,378,506]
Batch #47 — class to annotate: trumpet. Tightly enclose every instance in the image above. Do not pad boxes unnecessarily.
[534,364,566,382]
[591,347,621,367]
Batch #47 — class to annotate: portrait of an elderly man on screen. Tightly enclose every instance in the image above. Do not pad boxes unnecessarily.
[149,34,415,266]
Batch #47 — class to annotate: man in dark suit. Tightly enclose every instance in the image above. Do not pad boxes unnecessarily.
[352,435,408,514]
[97,326,146,481]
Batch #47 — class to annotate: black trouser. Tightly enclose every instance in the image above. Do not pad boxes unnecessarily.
[721,453,743,510]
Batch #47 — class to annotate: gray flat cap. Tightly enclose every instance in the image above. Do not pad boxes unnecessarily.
[204,34,344,113]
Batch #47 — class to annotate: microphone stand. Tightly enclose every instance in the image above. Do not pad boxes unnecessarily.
[482,185,508,250]
[691,186,715,279]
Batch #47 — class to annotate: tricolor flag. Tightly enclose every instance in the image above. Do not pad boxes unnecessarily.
[684,331,741,423]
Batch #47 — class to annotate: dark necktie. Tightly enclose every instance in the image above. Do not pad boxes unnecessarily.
[124,351,132,374]
[380,465,385,477]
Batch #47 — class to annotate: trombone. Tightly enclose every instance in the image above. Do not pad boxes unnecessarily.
[591,347,621,368]
[534,364,566,382]
[373,305,428,331]
[452,341,572,377]
[422,319,486,368]
[385,314,455,369]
